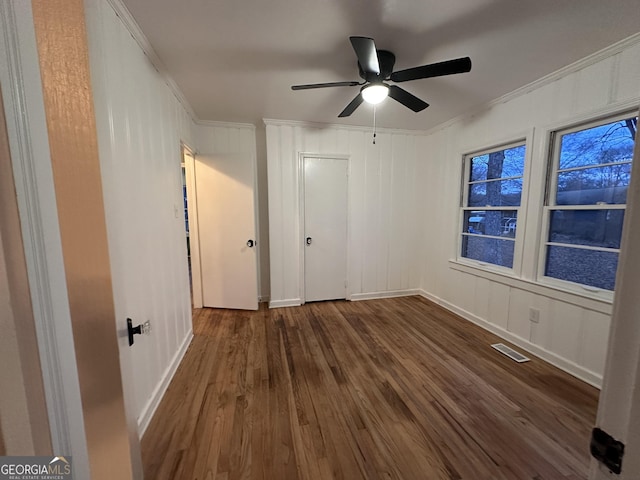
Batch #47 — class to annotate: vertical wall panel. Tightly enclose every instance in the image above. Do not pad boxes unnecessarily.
[283,126,299,301]
[362,139,381,293]
[347,129,366,296]
[615,42,640,103]
[387,135,406,290]
[376,135,393,292]
[488,282,510,331]
[86,0,194,432]
[580,311,611,376]
[473,277,491,321]
[529,295,552,350]
[507,289,533,342]
[266,124,284,302]
[548,301,582,364]
[574,58,616,111]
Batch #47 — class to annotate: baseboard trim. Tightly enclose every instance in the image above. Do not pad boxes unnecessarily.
[269,298,302,308]
[350,289,421,301]
[137,330,193,435]
[418,290,602,389]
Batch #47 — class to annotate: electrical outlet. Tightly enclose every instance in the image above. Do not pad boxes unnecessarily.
[529,307,540,324]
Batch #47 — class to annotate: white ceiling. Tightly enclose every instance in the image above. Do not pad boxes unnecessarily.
[120,0,640,131]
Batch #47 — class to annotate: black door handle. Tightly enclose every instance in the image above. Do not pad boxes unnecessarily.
[306,237,312,245]
[247,239,255,247]
[127,318,141,346]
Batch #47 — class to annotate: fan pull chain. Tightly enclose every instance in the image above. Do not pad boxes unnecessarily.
[373,104,377,145]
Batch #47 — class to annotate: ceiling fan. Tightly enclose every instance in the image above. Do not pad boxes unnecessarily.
[291,36,472,118]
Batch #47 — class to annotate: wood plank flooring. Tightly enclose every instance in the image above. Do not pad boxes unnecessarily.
[141,296,599,480]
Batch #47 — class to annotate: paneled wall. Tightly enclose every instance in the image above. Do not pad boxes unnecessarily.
[85,0,195,433]
[265,121,423,306]
[418,36,640,386]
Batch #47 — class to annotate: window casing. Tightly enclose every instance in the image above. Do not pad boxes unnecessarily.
[540,112,637,292]
[460,142,527,270]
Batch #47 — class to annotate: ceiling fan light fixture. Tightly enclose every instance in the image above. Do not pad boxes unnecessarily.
[362,84,389,104]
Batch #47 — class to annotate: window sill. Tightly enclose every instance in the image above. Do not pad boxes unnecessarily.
[449,259,613,314]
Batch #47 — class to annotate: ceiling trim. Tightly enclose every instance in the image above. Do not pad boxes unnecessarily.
[263,118,428,136]
[424,31,640,137]
[500,31,640,104]
[104,0,198,122]
[196,119,256,131]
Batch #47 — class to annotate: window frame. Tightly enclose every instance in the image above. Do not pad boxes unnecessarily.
[537,110,637,297]
[458,138,529,274]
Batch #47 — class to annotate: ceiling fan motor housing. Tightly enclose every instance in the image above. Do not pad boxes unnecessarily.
[359,50,396,83]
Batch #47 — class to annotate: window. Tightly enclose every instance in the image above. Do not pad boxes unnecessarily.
[460,142,527,269]
[542,113,637,291]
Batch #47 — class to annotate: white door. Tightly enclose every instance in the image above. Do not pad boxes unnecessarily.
[196,152,258,310]
[304,157,348,302]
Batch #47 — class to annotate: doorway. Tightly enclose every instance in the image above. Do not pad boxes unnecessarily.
[302,155,349,303]
[195,150,259,310]
[182,146,203,308]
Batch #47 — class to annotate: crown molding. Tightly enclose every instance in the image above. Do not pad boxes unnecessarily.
[104,0,198,122]
[196,119,256,131]
[496,32,640,107]
[262,117,427,136]
[424,31,640,137]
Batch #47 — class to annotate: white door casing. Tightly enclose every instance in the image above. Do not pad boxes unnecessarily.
[303,156,348,303]
[196,152,259,310]
[182,147,203,308]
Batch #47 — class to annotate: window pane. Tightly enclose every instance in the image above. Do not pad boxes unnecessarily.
[558,118,636,170]
[461,236,514,268]
[463,210,518,237]
[548,209,624,249]
[556,163,631,205]
[468,179,523,207]
[470,145,526,182]
[545,245,618,290]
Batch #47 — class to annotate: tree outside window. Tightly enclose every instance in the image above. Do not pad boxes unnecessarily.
[542,114,637,290]
[460,143,526,268]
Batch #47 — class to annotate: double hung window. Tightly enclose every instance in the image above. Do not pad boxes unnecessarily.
[542,113,637,291]
[460,142,527,269]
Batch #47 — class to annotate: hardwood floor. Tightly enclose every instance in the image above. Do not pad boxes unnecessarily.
[141,296,599,480]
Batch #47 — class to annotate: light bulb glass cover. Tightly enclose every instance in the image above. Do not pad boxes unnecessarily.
[362,84,389,104]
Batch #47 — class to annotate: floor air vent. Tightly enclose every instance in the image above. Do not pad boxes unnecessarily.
[491,343,530,363]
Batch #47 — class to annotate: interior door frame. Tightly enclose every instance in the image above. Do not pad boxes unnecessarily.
[298,153,351,304]
[181,143,203,308]
[0,0,81,462]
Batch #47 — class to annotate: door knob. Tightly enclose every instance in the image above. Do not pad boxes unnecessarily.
[127,318,150,346]
[246,239,255,247]
[306,237,312,245]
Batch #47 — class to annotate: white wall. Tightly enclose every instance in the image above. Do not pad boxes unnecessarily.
[418,35,640,387]
[85,0,195,434]
[265,120,423,306]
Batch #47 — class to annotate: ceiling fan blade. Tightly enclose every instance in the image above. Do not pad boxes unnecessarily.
[388,85,429,112]
[338,93,364,117]
[391,57,472,83]
[291,81,360,90]
[350,36,380,75]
